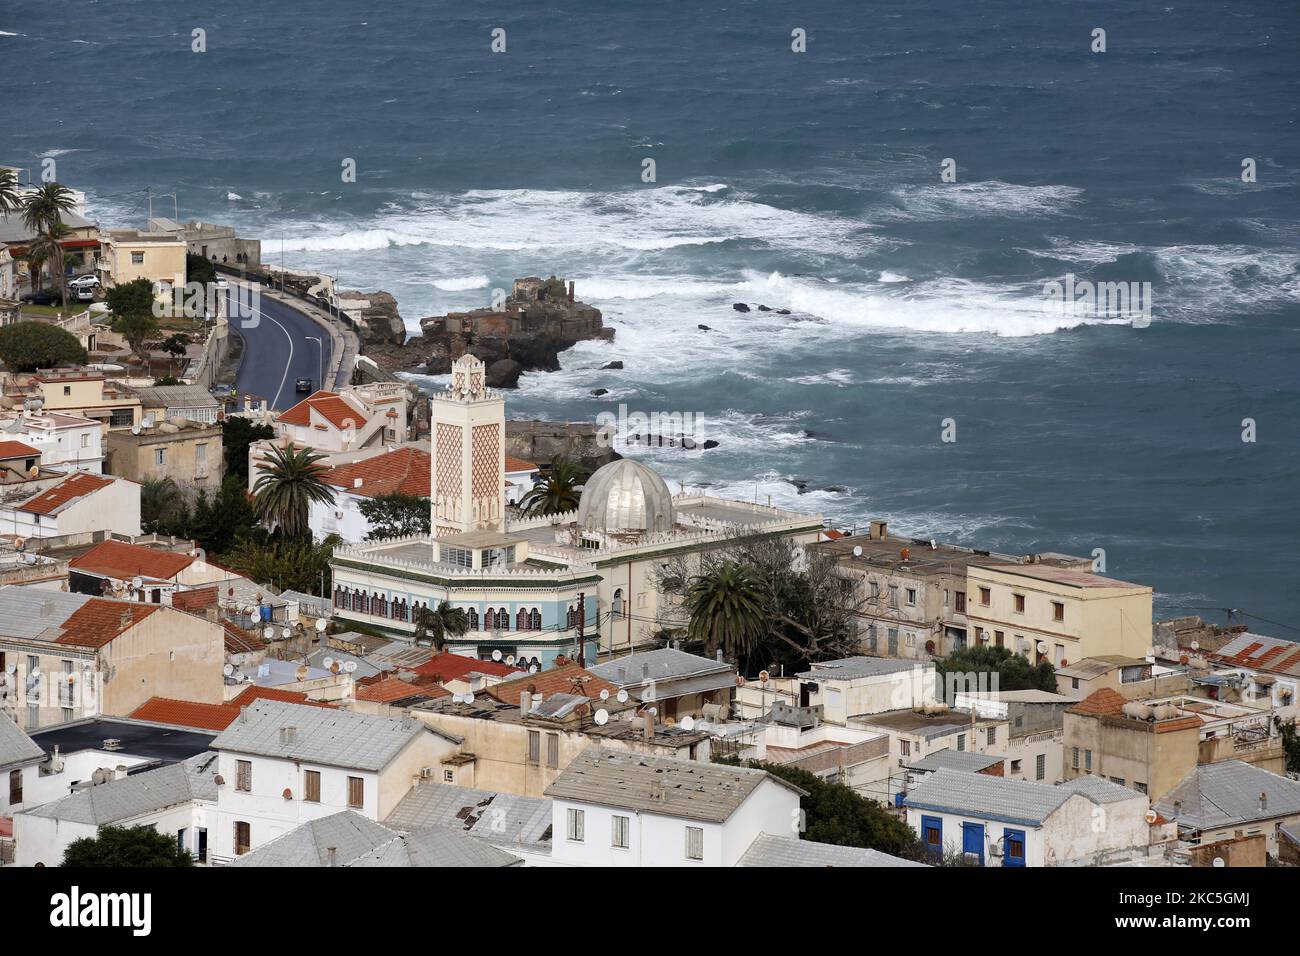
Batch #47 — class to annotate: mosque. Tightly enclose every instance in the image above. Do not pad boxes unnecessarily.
[329,354,823,668]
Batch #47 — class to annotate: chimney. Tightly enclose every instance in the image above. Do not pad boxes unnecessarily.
[119,609,133,628]
[642,713,654,739]
[205,607,219,623]
[567,280,574,303]
[715,649,723,662]
[326,847,337,867]
[532,693,543,712]
[641,663,650,680]
[616,666,625,682]
[353,477,363,489]
[279,726,297,745]
[1260,792,1268,813]
[520,691,531,714]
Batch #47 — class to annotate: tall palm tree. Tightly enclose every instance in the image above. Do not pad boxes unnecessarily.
[22,183,77,309]
[518,458,589,515]
[413,600,469,649]
[24,224,70,303]
[0,167,23,216]
[686,561,767,661]
[251,443,336,538]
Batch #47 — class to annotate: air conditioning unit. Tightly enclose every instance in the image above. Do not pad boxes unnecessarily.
[989,842,1003,858]
[419,767,435,779]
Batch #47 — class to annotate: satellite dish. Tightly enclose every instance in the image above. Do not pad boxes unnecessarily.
[1036,641,1048,654]
[528,664,539,674]
[131,576,143,589]
[243,605,255,616]
[315,618,328,632]
[641,686,656,702]
[5,664,16,674]
[852,545,862,557]
[130,425,141,435]
[492,649,503,661]
[648,707,658,717]
[505,655,516,666]
[222,663,234,676]
[616,689,628,703]
[464,693,475,705]
[344,662,357,673]
[599,688,609,700]
[1145,808,1159,824]
[759,669,771,683]
[1212,857,1225,868]
[681,716,696,731]
[281,627,291,639]
[322,657,335,669]
[1190,641,1199,651]
[594,708,609,725]
[263,626,274,640]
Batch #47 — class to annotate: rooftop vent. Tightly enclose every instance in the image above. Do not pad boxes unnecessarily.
[102,738,122,751]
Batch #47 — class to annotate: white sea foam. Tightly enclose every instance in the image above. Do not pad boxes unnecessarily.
[227,191,244,201]
[882,181,1083,220]
[879,271,910,283]
[431,274,490,292]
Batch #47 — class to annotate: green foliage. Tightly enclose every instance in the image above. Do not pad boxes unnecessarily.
[721,758,927,861]
[1278,718,1300,775]
[225,533,340,596]
[686,561,766,660]
[112,310,159,360]
[359,492,431,540]
[140,477,189,535]
[0,167,22,214]
[414,600,469,649]
[518,458,587,515]
[61,825,194,867]
[186,252,217,286]
[0,321,87,372]
[934,644,1057,702]
[154,375,183,386]
[191,477,259,554]
[105,277,156,318]
[252,443,336,538]
[222,417,274,484]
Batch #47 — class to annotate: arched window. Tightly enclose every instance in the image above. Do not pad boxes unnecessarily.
[334,586,346,609]
[356,591,369,614]
[516,608,529,631]
[376,594,388,618]
[612,589,624,620]
[566,605,576,629]
[530,609,541,630]
[498,608,510,631]
[468,607,479,630]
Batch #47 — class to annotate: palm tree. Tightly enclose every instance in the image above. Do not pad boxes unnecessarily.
[0,167,23,216]
[251,443,336,538]
[22,183,77,310]
[413,600,469,649]
[140,477,184,534]
[518,458,589,515]
[686,561,767,661]
[24,224,70,304]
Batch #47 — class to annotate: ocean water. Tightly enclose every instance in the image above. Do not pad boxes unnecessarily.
[3,1,1298,628]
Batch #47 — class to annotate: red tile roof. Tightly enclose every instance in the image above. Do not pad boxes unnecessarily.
[0,440,40,459]
[408,652,521,683]
[277,391,368,430]
[70,539,195,582]
[485,662,619,705]
[355,675,448,703]
[1067,687,1128,717]
[171,586,218,614]
[322,447,430,499]
[16,472,114,515]
[223,621,267,655]
[129,697,243,731]
[54,600,162,648]
[505,455,538,473]
[229,685,332,708]
[1154,716,1204,734]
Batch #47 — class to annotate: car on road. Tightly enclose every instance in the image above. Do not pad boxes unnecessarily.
[295,377,313,393]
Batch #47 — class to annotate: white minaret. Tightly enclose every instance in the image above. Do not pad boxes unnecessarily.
[430,354,505,537]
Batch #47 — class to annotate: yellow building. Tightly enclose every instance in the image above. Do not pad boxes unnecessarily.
[32,369,141,432]
[965,563,1152,668]
[100,229,186,295]
[105,419,222,499]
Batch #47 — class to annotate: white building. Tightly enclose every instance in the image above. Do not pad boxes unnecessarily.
[0,471,140,540]
[206,700,461,863]
[0,412,103,474]
[797,657,937,724]
[904,769,1150,866]
[1,709,44,817]
[543,747,805,867]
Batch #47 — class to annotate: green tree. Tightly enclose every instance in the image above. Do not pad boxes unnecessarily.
[934,644,1057,703]
[140,477,190,535]
[413,599,469,649]
[0,321,87,372]
[359,492,431,540]
[685,561,766,661]
[22,183,77,309]
[61,824,194,867]
[251,443,336,538]
[0,167,23,215]
[518,458,588,515]
[24,224,71,304]
[186,252,217,286]
[105,276,156,318]
[190,477,259,555]
[162,332,190,376]
[222,417,274,484]
[113,310,159,362]
[722,758,927,861]
[225,533,340,596]
[1278,718,1300,774]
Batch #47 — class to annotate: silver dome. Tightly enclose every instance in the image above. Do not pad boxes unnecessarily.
[576,459,675,534]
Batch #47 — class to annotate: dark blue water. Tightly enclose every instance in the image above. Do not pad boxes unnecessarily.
[4,1,1298,629]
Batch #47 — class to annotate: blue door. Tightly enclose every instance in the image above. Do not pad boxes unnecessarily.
[961,822,984,865]
[1003,828,1026,867]
[921,815,943,859]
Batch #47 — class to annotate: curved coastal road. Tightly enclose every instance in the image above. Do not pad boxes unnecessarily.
[228,285,333,411]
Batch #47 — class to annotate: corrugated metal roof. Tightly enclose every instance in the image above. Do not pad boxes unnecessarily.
[798,656,925,681]
[348,826,521,867]
[906,749,1004,774]
[0,587,90,639]
[589,647,732,686]
[1057,774,1143,804]
[385,782,553,851]
[904,768,1071,826]
[24,752,218,825]
[737,833,926,868]
[1154,760,1300,831]
[230,811,395,866]
[0,709,44,770]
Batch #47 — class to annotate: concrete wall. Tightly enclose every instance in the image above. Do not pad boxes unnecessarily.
[102,607,225,713]
[105,426,223,500]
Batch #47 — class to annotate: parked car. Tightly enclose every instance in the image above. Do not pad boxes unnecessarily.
[68,274,100,290]
[295,377,313,393]
[74,287,95,302]
[20,290,63,306]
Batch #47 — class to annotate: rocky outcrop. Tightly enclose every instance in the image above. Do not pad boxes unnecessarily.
[487,358,523,389]
[337,290,406,346]
[505,419,619,473]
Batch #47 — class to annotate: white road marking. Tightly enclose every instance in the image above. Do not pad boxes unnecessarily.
[231,286,295,408]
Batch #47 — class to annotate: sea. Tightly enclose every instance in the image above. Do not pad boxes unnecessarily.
[3,0,1298,630]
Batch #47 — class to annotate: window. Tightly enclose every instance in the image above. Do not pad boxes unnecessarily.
[566,808,585,842]
[155,447,166,466]
[304,770,320,803]
[986,727,996,746]
[131,251,145,265]
[685,826,704,861]
[1134,781,1147,795]
[943,588,949,606]
[1010,759,1022,774]
[8,768,21,805]
[1072,677,1079,690]
[956,734,966,752]
[979,587,990,606]
[888,585,898,608]
[110,408,134,428]
[347,776,364,809]
[612,589,624,619]
[234,821,251,855]
[59,659,74,707]
[905,587,917,606]
[1036,754,1046,781]
[546,733,559,769]
[994,630,1004,647]
[1013,593,1025,613]
[1084,749,1092,772]
[1109,776,1125,786]
[443,769,454,783]
[1072,747,1079,769]
[900,739,911,757]
[80,433,89,449]
[443,546,473,568]
[196,443,207,467]
[235,760,252,792]
[62,385,71,396]
[527,730,540,764]
[1052,601,1064,622]
[611,815,630,849]
[954,590,966,612]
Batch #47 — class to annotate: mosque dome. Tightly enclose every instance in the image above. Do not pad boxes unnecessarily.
[576,459,676,534]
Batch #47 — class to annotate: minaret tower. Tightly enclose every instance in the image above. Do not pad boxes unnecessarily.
[430,354,505,537]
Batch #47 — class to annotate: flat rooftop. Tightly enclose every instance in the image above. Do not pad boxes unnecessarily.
[29,717,218,762]
[855,708,1001,740]
[811,534,1024,578]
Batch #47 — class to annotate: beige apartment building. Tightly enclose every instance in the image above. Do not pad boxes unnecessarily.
[32,369,142,433]
[965,563,1153,668]
[105,418,222,499]
[99,229,186,296]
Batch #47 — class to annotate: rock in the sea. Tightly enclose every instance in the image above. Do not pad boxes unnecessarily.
[601,360,624,370]
[824,485,848,494]
[486,358,523,389]
[698,324,712,331]
[757,304,772,312]
[732,302,750,313]
[336,290,406,345]
[591,388,609,397]
[702,439,720,450]
[776,309,791,315]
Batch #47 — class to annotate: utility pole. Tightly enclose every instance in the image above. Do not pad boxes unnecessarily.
[576,591,586,667]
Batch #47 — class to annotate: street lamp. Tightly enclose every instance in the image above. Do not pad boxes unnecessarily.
[306,335,323,389]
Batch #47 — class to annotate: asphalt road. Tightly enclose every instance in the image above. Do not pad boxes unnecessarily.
[228,285,332,411]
